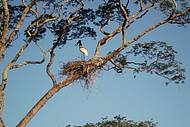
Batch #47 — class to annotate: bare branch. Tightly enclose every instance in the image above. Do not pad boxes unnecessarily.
[11,59,45,70]
[128,7,190,46]
[46,48,57,85]
[172,0,177,11]
[122,26,127,47]
[119,0,129,21]
[94,24,123,58]
[125,0,129,9]
[0,0,10,44]
[0,0,37,60]
[100,22,110,35]
[140,0,143,10]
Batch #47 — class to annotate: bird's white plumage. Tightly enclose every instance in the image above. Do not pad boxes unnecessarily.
[80,47,88,56]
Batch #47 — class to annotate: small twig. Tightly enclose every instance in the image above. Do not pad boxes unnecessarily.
[46,48,57,85]
[100,21,110,35]
[140,0,143,10]
[125,0,130,9]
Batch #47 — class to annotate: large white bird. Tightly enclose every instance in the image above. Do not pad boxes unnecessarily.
[76,40,88,59]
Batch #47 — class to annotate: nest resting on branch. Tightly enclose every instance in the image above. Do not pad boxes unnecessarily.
[60,59,103,87]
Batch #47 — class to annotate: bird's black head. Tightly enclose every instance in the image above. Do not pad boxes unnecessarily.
[75,40,82,46]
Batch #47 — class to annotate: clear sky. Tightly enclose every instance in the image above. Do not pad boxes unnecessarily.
[1,1,190,127]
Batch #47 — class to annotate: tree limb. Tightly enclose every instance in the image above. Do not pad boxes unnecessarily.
[119,0,129,21]
[128,7,190,46]
[0,0,37,61]
[46,48,57,85]
[10,59,45,70]
[0,0,10,45]
[16,72,81,127]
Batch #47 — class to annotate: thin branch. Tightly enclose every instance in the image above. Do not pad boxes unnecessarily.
[46,48,57,85]
[125,0,130,9]
[140,0,143,10]
[172,0,177,11]
[100,21,110,35]
[128,1,154,21]
[122,25,127,47]
[11,59,45,70]
[0,0,10,44]
[94,24,123,58]
[119,0,129,21]
[128,7,190,46]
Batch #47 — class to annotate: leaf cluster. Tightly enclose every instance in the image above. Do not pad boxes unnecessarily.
[111,41,185,84]
[66,115,156,127]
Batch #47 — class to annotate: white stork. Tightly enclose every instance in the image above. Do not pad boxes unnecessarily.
[76,40,88,60]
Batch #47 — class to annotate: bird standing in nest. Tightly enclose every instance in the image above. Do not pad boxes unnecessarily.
[75,40,88,60]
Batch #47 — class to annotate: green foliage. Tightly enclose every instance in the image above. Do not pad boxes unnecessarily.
[66,115,157,127]
[1,0,189,84]
[111,41,185,85]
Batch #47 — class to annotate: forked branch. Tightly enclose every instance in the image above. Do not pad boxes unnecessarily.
[128,7,190,46]
[0,0,37,61]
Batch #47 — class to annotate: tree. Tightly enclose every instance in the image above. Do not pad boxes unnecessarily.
[66,115,157,127]
[0,0,190,127]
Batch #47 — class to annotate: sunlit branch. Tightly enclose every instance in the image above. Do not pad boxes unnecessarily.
[0,28,39,90]
[128,2,154,21]
[100,21,110,35]
[0,0,37,61]
[0,0,10,44]
[94,24,123,58]
[119,0,129,21]
[16,72,81,127]
[46,48,57,85]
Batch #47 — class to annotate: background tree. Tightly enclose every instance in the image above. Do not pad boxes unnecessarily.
[66,115,157,127]
[0,0,190,127]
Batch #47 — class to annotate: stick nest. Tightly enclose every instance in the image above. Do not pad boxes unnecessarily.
[59,59,103,88]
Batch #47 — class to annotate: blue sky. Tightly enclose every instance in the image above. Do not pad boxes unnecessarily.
[1,1,190,127]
